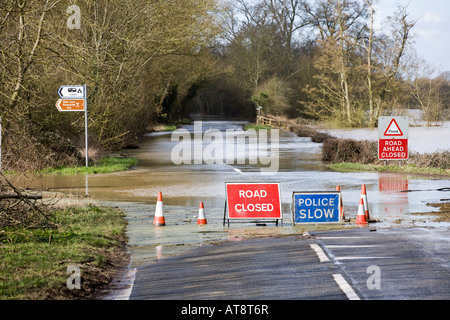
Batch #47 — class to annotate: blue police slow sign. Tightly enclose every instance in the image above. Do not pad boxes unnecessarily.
[292,191,341,224]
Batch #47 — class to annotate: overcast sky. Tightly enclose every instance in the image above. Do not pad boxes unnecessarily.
[377,0,450,73]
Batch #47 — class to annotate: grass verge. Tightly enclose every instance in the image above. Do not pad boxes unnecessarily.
[327,162,450,176]
[244,124,273,131]
[40,156,138,175]
[0,205,128,300]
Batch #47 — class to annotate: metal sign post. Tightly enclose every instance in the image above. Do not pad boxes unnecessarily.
[84,84,88,167]
[0,117,2,171]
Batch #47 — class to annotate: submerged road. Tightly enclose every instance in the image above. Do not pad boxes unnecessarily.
[28,118,447,303]
[128,227,450,300]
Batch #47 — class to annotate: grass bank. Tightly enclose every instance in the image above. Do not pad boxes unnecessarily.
[0,205,128,300]
[244,124,273,131]
[322,138,450,176]
[39,156,138,175]
[327,162,450,176]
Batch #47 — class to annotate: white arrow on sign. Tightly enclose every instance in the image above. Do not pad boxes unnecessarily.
[58,85,85,99]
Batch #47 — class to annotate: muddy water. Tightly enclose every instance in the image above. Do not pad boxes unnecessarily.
[12,120,450,267]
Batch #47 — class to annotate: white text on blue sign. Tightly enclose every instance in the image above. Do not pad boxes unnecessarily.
[293,193,340,224]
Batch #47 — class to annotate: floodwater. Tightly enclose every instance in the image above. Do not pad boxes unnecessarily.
[323,120,450,154]
[12,119,450,268]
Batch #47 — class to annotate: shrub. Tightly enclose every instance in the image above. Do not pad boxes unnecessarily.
[322,139,378,164]
[409,151,450,169]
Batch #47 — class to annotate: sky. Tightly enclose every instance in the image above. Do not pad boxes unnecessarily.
[377,0,450,74]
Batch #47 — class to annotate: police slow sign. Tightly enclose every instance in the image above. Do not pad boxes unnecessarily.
[292,192,341,224]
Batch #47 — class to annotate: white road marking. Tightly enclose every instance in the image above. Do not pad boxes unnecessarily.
[316,236,368,239]
[326,245,380,248]
[103,268,136,300]
[232,167,243,174]
[310,243,330,262]
[333,274,360,300]
[333,256,393,261]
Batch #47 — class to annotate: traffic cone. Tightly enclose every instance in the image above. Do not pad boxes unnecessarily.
[360,184,370,221]
[197,202,207,225]
[336,185,346,220]
[153,192,166,226]
[356,197,368,224]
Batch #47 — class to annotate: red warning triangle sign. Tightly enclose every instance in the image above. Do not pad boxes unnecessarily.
[384,118,403,136]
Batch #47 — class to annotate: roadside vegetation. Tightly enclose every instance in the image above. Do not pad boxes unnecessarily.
[322,138,450,176]
[244,124,273,131]
[267,116,450,176]
[0,173,128,299]
[0,205,128,300]
[39,156,138,175]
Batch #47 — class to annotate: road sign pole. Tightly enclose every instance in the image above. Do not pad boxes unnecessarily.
[0,117,2,171]
[84,84,88,167]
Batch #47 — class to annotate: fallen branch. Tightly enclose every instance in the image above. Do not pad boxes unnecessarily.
[0,193,42,200]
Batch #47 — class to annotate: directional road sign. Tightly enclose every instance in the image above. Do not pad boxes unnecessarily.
[55,98,85,112]
[58,85,85,99]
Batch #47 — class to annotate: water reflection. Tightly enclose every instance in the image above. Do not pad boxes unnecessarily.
[378,174,409,220]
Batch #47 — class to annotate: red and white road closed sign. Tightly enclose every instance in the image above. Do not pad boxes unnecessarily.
[225,183,282,220]
[378,139,408,160]
[378,117,409,160]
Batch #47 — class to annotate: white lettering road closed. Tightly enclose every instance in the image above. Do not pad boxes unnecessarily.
[226,183,282,220]
[378,116,409,160]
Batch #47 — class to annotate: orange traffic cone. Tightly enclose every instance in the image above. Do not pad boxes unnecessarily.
[336,185,346,220]
[153,192,166,226]
[360,184,370,221]
[197,202,207,225]
[356,197,368,224]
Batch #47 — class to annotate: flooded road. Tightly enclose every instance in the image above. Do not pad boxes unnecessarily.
[14,120,450,267]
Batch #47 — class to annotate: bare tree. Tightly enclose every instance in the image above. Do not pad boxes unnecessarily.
[302,0,416,127]
[411,62,446,125]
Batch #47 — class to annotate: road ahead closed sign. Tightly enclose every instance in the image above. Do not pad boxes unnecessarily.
[378,116,409,160]
[226,183,282,220]
[292,192,341,224]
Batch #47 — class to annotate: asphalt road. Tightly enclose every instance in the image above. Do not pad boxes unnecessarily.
[128,227,449,301]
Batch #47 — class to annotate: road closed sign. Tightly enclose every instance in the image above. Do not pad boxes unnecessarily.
[378,116,409,160]
[225,183,282,221]
[292,192,341,224]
